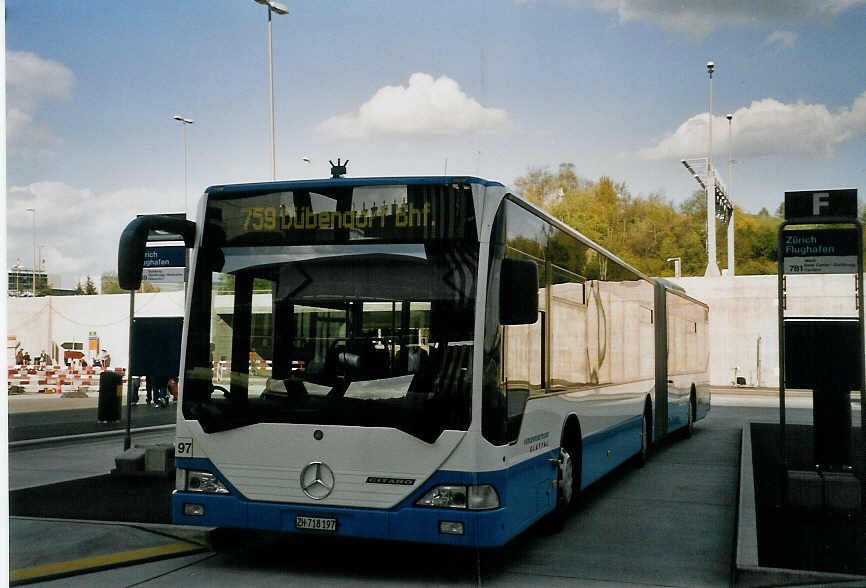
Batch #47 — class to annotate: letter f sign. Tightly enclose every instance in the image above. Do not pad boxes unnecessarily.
[812,192,830,216]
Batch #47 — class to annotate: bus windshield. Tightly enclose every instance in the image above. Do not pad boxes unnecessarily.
[182,183,478,443]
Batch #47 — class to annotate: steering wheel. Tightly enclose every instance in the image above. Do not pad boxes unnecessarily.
[212,384,231,399]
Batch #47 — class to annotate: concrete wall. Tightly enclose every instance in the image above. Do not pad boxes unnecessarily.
[7,274,860,385]
[671,274,860,387]
[8,292,185,371]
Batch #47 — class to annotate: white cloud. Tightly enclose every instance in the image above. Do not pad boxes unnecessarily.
[6,51,75,158]
[639,91,866,161]
[317,72,508,138]
[7,182,167,286]
[761,30,798,53]
[561,0,865,39]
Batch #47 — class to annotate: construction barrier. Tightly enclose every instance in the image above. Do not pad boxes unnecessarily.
[7,364,126,395]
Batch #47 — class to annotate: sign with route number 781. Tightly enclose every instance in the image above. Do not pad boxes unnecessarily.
[782,227,860,275]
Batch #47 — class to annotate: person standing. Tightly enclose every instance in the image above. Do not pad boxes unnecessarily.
[153,375,170,408]
[16,349,24,366]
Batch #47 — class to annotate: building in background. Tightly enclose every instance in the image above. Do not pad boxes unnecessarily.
[8,264,48,297]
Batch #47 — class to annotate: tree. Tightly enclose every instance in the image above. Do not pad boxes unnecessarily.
[84,275,98,295]
[101,271,161,293]
[512,164,787,277]
[74,281,85,295]
[513,163,588,209]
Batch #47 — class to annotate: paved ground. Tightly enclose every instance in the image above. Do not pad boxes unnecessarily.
[10,406,176,443]
[9,391,176,442]
[7,390,861,586]
[9,430,175,491]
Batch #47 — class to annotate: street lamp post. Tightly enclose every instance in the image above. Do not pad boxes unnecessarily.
[667,257,682,278]
[704,61,720,277]
[253,0,289,181]
[726,113,735,277]
[25,208,36,295]
[172,115,194,216]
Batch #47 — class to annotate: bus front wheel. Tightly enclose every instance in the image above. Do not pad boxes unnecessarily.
[557,446,576,508]
[548,441,579,527]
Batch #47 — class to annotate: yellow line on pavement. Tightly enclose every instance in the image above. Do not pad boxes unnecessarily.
[10,541,205,583]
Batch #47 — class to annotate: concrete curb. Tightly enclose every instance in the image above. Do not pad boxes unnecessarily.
[736,423,758,571]
[9,424,175,450]
[734,422,866,586]
[10,516,213,547]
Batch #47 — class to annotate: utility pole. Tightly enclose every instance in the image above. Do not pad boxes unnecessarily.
[26,208,36,294]
[727,113,735,277]
[704,61,720,277]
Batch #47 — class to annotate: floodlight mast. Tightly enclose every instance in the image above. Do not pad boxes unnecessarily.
[681,156,733,276]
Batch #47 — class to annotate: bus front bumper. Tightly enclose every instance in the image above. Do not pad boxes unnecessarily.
[172,490,512,547]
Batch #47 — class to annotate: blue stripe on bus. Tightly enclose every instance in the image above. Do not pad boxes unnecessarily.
[666,398,689,434]
[580,415,643,489]
[173,417,645,546]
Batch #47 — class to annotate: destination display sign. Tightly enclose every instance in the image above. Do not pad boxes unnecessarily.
[781,228,860,274]
[205,183,476,246]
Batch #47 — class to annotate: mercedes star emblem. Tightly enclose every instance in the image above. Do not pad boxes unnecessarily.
[300,461,335,500]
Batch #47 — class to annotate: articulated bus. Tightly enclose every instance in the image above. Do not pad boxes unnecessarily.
[118,175,709,547]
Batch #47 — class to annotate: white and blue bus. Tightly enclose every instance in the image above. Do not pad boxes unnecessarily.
[118,175,709,547]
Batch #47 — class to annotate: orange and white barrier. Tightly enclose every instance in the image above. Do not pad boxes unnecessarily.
[7,364,127,395]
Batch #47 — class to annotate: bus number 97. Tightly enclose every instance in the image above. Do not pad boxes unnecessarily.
[176,437,193,457]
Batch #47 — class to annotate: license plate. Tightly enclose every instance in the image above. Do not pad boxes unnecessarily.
[295,515,337,532]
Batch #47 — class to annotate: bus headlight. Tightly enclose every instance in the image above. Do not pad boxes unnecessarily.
[416,485,466,509]
[184,470,230,494]
[416,484,499,510]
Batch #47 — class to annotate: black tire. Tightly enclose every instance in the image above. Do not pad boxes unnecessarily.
[685,394,695,438]
[635,409,650,467]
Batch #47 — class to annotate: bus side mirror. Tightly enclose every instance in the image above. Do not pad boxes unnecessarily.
[118,215,196,290]
[499,258,538,325]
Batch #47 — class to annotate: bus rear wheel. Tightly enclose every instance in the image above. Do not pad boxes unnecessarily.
[635,409,649,467]
[685,393,695,438]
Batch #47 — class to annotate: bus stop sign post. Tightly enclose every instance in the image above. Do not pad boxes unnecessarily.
[124,214,188,451]
[777,189,864,512]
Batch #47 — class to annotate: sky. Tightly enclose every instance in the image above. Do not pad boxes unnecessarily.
[5,0,865,288]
